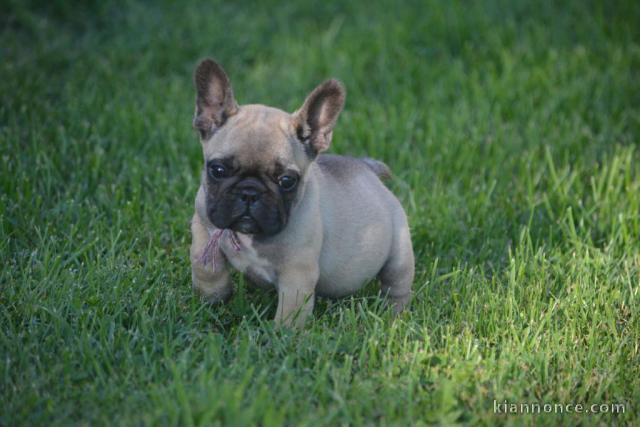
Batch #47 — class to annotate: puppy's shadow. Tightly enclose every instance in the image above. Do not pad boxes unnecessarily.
[222,273,396,329]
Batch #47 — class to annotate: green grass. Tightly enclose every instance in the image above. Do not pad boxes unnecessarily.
[1,0,639,425]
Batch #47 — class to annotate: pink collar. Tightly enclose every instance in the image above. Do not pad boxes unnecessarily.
[199,229,241,270]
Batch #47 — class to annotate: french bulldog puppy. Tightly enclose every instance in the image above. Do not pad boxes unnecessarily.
[189,59,414,327]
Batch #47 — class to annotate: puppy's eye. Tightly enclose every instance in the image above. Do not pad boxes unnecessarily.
[278,175,298,191]
[208,164,229,179]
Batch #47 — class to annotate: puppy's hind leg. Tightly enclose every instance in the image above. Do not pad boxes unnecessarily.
[378,218,415,314]
[190,214,233,303]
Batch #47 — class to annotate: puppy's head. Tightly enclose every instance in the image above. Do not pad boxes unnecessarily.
[193,59,345,237]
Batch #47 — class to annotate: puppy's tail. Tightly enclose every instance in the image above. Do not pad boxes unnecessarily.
[361,157,392,181]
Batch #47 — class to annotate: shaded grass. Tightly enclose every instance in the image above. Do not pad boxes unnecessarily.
[1,0,639,425]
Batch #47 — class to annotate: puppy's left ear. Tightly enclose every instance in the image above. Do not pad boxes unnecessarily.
[293,79,346,154]
[193,59,238,140]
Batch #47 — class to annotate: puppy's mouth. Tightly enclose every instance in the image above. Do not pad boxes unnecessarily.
[231,214,262,235]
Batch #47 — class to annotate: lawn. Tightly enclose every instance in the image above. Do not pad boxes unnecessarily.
[1,0,639,425]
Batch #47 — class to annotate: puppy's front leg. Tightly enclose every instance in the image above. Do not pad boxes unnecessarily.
[190,214,233,303]
[274,266,318,328]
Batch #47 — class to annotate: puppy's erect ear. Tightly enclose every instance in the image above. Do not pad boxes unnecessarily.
[293,79,346,154]
[193,59,238,139]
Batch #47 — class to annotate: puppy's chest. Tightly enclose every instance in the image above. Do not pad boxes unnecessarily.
[220,234,278,289]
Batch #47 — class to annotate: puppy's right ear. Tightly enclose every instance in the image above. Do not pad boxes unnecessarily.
[193,59,238,140]
[293,79,345,155]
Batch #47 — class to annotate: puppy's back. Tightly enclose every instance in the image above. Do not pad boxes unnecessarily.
[316,154,389,181]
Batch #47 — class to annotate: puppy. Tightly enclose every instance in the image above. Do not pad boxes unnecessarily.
[189,59,414,327]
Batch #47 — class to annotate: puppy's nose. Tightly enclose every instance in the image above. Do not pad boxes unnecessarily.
[234,179,265,204]
[234,178,266,205]
[239,187,260,204]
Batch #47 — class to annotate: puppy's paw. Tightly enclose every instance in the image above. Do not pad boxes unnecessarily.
[191,266,233,304]
[193,281,233,304]
[387,292,411,315]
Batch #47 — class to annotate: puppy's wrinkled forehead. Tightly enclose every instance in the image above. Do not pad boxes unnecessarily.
[203,105,303,170]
